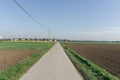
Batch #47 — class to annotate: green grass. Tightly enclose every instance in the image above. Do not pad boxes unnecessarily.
[0,41,55,80]
[62,41,120,44]
[0,41,54,50]
[62,45,119,80]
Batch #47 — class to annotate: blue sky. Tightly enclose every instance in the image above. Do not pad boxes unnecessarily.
[0,0,120,40]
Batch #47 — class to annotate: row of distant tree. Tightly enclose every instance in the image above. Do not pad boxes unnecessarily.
[1,38,57,41]
[1,38,120,42]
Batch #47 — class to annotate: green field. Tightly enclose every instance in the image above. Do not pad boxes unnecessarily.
[0,41,55,80]
[0,41,54,50]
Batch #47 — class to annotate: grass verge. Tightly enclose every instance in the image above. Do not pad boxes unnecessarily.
[62,41,120,44]
[0,43,54,80]
[62,45,119,80]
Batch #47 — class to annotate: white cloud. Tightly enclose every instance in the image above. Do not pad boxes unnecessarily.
[69,27,120,41]
[104,27,120,30]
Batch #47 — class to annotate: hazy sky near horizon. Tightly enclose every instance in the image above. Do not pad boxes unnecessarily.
[1,0,120,40]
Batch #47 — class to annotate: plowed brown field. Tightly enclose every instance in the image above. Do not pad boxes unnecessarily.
[0,50,39,71]
[65,44,120,78]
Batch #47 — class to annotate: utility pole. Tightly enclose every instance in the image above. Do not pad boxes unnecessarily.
[13,0,50,40]
[48,29,51,41]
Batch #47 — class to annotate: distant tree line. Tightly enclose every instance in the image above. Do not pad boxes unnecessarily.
[1,38,57,42]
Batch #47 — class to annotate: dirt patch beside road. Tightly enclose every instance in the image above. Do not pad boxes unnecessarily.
[0,50,39,71]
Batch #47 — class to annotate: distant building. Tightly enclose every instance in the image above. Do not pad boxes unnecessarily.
[0,36,3,40]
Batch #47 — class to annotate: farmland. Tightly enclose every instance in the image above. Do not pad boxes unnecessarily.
[64,42,120,79]
[0,50,38,71]
[0,41,54,80]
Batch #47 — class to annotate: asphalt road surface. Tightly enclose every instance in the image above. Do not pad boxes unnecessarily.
[19,42,84,80]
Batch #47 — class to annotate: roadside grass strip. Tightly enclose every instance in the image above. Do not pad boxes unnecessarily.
[0,42,54,80]
[0,50,48,80]
[63,46,119,80]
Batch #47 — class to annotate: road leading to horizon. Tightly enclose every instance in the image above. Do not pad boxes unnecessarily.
[19,42,84,80]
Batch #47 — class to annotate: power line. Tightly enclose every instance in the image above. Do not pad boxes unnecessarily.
[12,0,52,39]
[13,0,47,30]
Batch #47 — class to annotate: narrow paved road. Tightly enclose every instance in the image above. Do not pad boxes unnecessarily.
[19,43,84,80]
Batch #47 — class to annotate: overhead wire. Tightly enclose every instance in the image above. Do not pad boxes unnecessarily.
[13,0,48,34]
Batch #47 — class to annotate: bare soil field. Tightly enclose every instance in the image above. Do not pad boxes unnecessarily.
[0,50,39,71]
[65,44,120,78]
